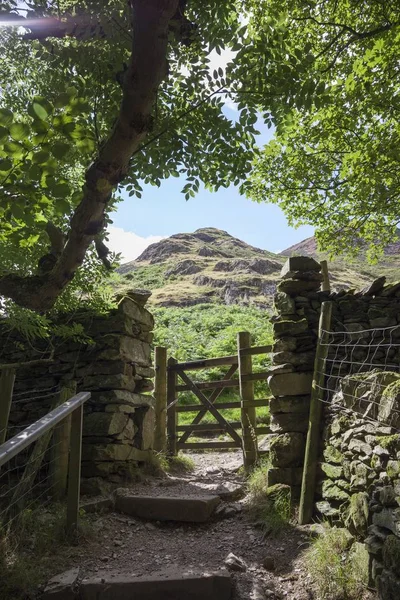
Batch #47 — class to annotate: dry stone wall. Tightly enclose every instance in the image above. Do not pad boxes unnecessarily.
[268,257,400,598]
[0,291,155,495]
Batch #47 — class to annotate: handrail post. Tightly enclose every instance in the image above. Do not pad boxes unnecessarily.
[67,403,83,533]
[238,332,258,470]
[167,357,177,456]
[0,368,16,445]
[52,382,76,500]
[154,347,167,453]
[299,301,333,524]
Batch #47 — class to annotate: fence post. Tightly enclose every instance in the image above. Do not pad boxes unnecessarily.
[299,300,333,525]
[154,347,168,453]
[167,357,177,456]
[66,403,83,533]
[320,260,330,292]
[52,381,76,500]
[238,332,258,470]
[0,368,16,445]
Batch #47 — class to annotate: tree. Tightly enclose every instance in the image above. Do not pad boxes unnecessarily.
[244,0,400,259]
[0,0,263,314]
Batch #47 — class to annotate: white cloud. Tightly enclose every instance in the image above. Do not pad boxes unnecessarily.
[106,226,164,263]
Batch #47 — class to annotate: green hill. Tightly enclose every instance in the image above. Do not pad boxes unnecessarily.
[115,227,400,309]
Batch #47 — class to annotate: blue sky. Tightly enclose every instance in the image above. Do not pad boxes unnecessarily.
[108,179,314,261]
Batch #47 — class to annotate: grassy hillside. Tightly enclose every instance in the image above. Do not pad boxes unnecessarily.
[115,227,400,310]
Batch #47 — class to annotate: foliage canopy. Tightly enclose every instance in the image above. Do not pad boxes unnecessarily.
[245,0,400,259]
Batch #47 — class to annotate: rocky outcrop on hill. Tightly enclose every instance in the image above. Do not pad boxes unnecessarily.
[117,227,399,308]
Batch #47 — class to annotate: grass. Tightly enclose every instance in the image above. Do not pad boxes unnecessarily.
[305,525,369,600]
[246,459,292,536]
[0,504,94,600]
[145,451,195,475]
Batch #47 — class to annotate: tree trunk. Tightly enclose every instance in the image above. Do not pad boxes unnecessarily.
[0,0,179,311]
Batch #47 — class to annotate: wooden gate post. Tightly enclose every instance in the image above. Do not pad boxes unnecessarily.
[238,332,258,470]
[167,357,177,456]
[299,301,333,525]
[0,368,16,445]
[154,347,167,453]
[52,381,76,500]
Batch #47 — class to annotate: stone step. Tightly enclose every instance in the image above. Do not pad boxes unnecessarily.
[115,492,220,522]
[42,568,232,600]
[81,569,232,600]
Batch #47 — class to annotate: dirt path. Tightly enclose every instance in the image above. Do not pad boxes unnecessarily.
[54,451,324,600]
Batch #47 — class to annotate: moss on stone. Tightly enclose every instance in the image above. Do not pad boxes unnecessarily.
[387,460,400,479]
[345,492,369,537]
[377,434,400,453]
[323,446,344,465]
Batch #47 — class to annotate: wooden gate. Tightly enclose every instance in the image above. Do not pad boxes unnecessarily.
[154,332,272,468]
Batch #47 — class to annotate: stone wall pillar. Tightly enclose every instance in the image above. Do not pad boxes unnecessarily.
[1,290,156,496]
[267,256,326,497]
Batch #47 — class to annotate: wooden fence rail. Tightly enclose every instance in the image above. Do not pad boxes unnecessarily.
[154,334,273,468]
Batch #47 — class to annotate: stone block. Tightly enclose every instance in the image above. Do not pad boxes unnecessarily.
[97,335,151,366]
[274,291,296,315]
[115,493,221,523]
[133,406,155,450]
[268,372,313,397]
[382,535,400,578]
[373,507,400,535]
[42,568,79,600]
[269,433,305,467]
[269,395,310,414]
[345,492,369,536]
[272,350,315,368]
[281,256,321,275]
[278,280,321,296]
[270,412,309,433]
[83,413,128,437]
[377,569,400,600]
[83,373,136,392]
[321,480,350,501]
[82,443,142,462]
[90,389,153,407]
[81,570,231,600]
[273,318,308,337]
[267,466,302,487]
[118,297,154,329]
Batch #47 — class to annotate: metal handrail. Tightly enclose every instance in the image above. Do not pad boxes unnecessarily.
[0,390,91,532]
[0,391,90,468]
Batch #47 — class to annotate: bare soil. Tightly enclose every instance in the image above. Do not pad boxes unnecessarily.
[56,451,376,600]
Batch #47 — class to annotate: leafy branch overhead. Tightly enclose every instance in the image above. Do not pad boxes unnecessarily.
[242,0,400,259]
[0,0,261,311]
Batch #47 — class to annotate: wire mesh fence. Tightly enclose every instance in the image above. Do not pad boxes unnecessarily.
[316,323,400,432]
[0,385,63,532]
[0,384,88,536]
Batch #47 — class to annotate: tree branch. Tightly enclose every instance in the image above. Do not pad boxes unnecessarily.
[0,0,180,310]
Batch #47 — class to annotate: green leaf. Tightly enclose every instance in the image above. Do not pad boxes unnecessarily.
[32,102,48,121]
[51,141,70,159]
[52,183,70,198]
[0,108,13,127]
[0,158,12,171]
[0,126,9,141]
[9,122,30,142]
[32,150,50,164]
[4,141,25,159]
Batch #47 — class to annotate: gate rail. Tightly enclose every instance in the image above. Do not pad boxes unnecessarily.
[154,332,272,468]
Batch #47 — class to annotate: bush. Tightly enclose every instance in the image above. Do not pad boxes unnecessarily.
[306,525,369,599]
